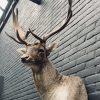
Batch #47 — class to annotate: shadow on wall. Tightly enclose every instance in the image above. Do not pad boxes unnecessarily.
[0,76,4,100]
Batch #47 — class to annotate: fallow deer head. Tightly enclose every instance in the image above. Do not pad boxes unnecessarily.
[6,0,72,69]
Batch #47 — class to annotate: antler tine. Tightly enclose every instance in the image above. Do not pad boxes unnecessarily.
[16,8,18,21]
[25,29,35,39]
[28,28,44,43]
[5,32,24,44]
[5,30,28,45]
[13,6,30,40]
[16,31,28,45]
[12,5,17,30]
[43,0,72,41]
[6,7,28,45]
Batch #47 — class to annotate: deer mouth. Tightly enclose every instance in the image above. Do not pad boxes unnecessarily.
[21,58,29,63]
[21,58,42,64]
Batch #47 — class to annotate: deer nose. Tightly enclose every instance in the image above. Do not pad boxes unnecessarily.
[21,56,29,63]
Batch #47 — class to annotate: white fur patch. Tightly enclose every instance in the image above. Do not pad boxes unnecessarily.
[49,84,68,100]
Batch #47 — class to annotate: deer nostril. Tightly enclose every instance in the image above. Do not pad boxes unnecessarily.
[21,56,29,63]
[21,58,26,63]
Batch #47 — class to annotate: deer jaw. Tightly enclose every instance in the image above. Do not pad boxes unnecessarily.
[32,61,62,95]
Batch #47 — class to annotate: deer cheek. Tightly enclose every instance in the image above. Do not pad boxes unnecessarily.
[39,52,44,58]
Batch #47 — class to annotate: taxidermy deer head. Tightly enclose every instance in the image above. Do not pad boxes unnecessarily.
[6,0,72,72]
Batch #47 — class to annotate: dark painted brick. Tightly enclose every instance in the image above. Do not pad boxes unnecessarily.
[69,49,86,61]
[86,59,95,68]
[77,67,96,78]
[96,18,100,27]
[62,35,78,47]
[33,97,41,100]
[56,60,65,68]
[96,65,100,73]
[62,26,78,42]
[78,23,95,39]
[77,36,96,51]
[76,24,86,35]
[88,92,100,100]
[96,33,100,41]
[69,63,85,74]
[76,51,94,65]
[49,53,58,61]
[73,0,92,26]
[61,69,70,76]
[86,26,100,40]
[58,45,70,56]
[94,56,100,66]
[71,36,85,48]
[57,66,63,73]
[64,47,78,58]
[85,74,100,85]
[86,84,96,94]
[53,54,64,63]
[96,82,100,91]
[95,48,100,57]
[0,76,4,99]
[62,57,70,65]
[86,12,100,27]
[58,44,64,51]
[62,60,76,71]
[86,41,100,53]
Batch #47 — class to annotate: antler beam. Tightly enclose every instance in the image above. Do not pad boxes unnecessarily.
[43,0,72,41]
[28,28,44,43]
[6,5,29,45]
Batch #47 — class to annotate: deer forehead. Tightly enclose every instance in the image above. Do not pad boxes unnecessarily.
[26,43,44,51]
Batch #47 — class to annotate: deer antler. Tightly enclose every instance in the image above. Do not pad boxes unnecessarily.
[5,6,30,45]
[28,28,44,43]
[5,31,25,44]
[6,0,72,45]
[43,0,72,42]
[12,7,28,40]
[29,0,72,43]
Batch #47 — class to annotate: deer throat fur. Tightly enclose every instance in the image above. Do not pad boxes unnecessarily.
[31,60,62,95]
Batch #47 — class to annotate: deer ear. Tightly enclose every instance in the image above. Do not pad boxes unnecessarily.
[16,48,26,54]
[47,42,58,55]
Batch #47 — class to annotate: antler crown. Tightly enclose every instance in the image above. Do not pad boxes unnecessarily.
[6,0,72,45]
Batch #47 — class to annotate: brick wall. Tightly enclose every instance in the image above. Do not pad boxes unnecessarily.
[0,0,100,100]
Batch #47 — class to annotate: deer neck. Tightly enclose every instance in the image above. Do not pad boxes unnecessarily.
[31,60,62,95]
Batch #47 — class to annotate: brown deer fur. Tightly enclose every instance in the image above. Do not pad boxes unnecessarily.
[32,61,88,100]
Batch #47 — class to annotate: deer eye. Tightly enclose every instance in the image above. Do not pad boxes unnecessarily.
[38,49,44,52]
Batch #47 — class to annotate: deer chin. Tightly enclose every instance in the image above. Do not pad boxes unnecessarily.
[21,59,43,72]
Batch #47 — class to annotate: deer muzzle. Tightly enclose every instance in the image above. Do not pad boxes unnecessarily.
[21,55,30,63]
